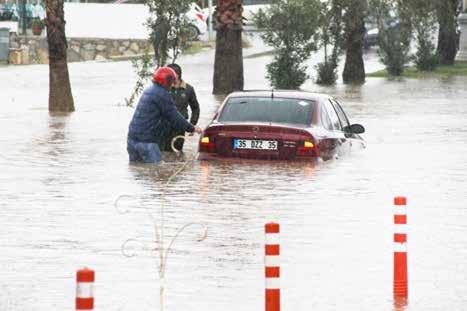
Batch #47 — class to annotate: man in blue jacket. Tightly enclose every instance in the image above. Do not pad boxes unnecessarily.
[127,66,202,163]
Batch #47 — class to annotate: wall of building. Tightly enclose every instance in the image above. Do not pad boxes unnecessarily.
[3,2,201,64]
[8,32,152,65]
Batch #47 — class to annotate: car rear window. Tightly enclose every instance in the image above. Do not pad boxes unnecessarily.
[218,97,314,126]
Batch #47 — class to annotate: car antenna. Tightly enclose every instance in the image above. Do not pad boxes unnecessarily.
[269,89,274,126]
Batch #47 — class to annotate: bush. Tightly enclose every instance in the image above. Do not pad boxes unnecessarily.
[408,0,439,71]
[412,14,439,71]
[316,61,338,85]
[370,0,411,76]
[377,26,411,76]
[254,0,321,89]
[316,0,344,85]
[31,18,45,29]
[414,42,439,71]
[266,52,308,89]
[126,0,192,106]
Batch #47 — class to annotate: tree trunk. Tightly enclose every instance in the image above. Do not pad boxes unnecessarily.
[342,0,367,84]
[437,0,459,65]
[152,17,170,67]
[45,0,75,112]
[213,0,244,95]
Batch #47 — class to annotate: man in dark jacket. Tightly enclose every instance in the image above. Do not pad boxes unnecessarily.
[127,66,202,163]
[160,63,200,152]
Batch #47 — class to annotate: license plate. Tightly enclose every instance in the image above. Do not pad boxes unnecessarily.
[233,139,278,150]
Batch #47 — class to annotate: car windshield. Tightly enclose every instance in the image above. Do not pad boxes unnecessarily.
[218,96,314,126]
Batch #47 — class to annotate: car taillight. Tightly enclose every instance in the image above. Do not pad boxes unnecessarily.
[297,140,318,157]
[199,136,216,153]
[196,13,205,21]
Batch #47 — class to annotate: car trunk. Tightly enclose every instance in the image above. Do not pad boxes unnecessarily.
[201,124,319,160]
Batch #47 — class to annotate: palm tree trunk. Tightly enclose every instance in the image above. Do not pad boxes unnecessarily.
[45,0,75,112]
[213,0,244,95]
[342,0,367,84]
[437,0,459,65]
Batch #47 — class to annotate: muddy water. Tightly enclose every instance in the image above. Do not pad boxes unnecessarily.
[1,37,467,311]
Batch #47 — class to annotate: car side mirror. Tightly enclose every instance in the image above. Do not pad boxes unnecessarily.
[345,124,365,134]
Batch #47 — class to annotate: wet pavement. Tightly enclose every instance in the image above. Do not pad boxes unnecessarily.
[1,33,467,310]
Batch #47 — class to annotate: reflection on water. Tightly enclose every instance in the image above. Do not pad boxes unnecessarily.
[393,298,408,311]
[1,51,467,311]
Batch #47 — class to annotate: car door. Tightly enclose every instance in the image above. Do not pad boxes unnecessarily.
[329,99,352,155]
[331,100,364,151]
[321,100,347,160]
[317,102,333,160]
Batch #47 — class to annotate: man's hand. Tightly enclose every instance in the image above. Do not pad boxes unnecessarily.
[193,126,203,134]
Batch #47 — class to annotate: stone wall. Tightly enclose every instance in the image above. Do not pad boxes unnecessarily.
[8,32,152,65]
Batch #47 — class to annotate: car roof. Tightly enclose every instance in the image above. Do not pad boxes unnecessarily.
[227,90,332,102]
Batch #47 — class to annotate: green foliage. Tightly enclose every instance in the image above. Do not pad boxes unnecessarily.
[254,0,321,89]
[370,0,441,74]
[316,0,344,85]
[414,38,439,71]
[146,0,193,67]
[408,0,439,71]
[126,0,192,106]
[378,25,411,76]
[316,61,338,85]
[125,52,154,108]
[369,0,412,76]
[367,61,467,78]
[31,18,45,29]
[266,51,308,89]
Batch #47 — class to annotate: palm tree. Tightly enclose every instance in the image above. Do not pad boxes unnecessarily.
[45,0,75,112]
[436,0,460,65]
[213,0,244,95]
[342,0,367,84]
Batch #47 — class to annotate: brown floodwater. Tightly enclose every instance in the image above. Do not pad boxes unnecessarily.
[1,35,467,310]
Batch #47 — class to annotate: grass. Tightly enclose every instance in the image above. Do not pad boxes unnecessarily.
[183,35,251,55]
[367,61,467,79]
[109,40,215,61]
[183,40,215,55]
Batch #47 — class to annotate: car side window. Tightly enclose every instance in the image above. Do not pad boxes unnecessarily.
[323,100,342,131]
[331,100,351,130]
[320,105,333,130]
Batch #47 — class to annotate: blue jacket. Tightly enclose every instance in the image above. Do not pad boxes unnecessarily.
[128,83,195,143]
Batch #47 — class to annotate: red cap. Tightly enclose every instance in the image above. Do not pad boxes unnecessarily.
[152,66,178,89]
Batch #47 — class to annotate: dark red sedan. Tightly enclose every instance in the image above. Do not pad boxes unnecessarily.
[197,90,365,161]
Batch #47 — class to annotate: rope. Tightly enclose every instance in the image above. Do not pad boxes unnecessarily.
[115,134,205,311]
[170,135,186,155]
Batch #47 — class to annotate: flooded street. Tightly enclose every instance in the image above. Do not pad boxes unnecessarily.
[1,34,467,311]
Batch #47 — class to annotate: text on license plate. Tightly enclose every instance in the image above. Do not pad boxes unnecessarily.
[233,139,278,150]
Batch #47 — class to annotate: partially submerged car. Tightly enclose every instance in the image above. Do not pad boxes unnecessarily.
[198,90,365,161]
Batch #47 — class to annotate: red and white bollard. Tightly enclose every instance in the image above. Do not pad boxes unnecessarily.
[76,268,95,310]
[265,222,280,311]
[393,197,408,299]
